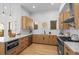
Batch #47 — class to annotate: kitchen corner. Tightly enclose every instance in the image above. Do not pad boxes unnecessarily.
[0,33,33,55]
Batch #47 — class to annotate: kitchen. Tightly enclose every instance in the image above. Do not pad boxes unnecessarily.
[0,3,79,55]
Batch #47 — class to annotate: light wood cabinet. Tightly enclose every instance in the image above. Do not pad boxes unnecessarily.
[59,13,64,29]
[73,3,79,29]
[64,44,74,55]
[59,4,71,30]
[43,35,49,44]
[0,43,5,55]
[59,11,70,30]
[19,37,29,51]
[32,35,57,45]
[49,35,57,46]
[63,11,70,29]
[32,35,43,44]
[22,16,33,30]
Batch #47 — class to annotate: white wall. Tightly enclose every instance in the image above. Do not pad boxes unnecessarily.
[0,3,30,41]
[31,11,59,35]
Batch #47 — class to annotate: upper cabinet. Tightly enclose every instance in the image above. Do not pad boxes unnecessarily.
[59,4,70,30]
[22,16,33,30]
[59,3,79,30]
[63,10,70,29]
[73,4,79,29]
[59,12,64,29]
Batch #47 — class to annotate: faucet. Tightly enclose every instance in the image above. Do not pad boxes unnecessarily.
[44,30,46,34]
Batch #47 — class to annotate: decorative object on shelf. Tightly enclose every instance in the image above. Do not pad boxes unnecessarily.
[34,21,38,30]
[42,22,48,29]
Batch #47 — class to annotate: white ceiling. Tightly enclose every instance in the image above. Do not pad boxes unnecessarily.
[21,3,61,14]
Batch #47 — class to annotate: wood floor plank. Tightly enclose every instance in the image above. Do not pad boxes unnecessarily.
[20,43,58,55]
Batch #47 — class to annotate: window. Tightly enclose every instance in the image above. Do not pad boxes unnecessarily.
[50,21,57,29]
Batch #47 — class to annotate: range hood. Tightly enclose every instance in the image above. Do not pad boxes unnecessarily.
[63,16,75,27]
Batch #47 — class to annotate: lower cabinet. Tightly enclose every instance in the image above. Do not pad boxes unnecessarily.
[32,35,43,43]
[64,44,74,55]
[6,36,31,55]
[48,35,57,45]
[19,37,29,52]
[32,34,57,45]
[0,43,5,55]
[43,35,49,44]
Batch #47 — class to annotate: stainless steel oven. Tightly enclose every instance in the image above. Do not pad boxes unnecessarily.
[6,39,19,51]
[57,38,64,55]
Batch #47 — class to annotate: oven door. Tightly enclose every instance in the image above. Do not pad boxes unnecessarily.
[57,38,64,55]
[6,39,19,51]
[57,45,64,55]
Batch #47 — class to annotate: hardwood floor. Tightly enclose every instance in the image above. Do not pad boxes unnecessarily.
[20,43,58,55]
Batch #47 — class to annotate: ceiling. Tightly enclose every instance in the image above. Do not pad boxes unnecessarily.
[21,3,61,14]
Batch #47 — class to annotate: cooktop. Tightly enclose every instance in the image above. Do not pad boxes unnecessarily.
[58,36,79,42]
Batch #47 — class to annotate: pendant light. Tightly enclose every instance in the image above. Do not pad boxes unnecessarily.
[9,4,12,33]
[9,4,12,19]
[2,4,5,16]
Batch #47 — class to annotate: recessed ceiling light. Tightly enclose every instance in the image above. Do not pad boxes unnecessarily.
[33,5,35,8]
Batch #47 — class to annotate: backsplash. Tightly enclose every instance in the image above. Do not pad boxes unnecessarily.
[63,27,79,36]
[33,29,59,35]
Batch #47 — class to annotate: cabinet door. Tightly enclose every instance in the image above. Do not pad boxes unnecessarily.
[48,35,57,45]
[32,35,43,44]
[19,37,29,51]
[64,44,74,55]
[22,16,27,29]
[59,13,64,29]
[63,11,70,29]
[22,16,33,29]
[43,35,49,44]
[0,43,5,55]
[32,35,38,43]
[73,4,79,29]
[38,35,44,43]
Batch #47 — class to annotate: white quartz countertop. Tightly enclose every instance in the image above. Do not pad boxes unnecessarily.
[0,33,56,42]
[65,42,79,53]
[0,33,32,42]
